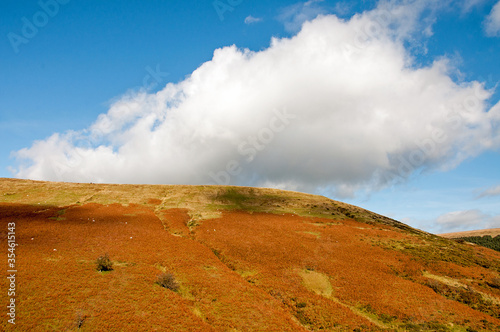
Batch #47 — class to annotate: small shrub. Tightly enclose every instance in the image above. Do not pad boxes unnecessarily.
[379,313,396,324]
[65,310,88,330]
[426,279,449,295]
[96,253,113,272]
[156,272,180,291]
[75,311,87,329]
[295,309,314,326]
[487,277,500,289]
[457,287,482,306]
[304,264,316,271]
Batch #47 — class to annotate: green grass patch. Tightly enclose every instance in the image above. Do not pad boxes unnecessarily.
[298,231,321,239]
[48,209,67,221]
[1,192,22,202]
[298,269,333,297]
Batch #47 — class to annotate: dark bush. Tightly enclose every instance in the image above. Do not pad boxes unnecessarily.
[156,272,180,291]
[296,302,307,308]
[96,253,113,272]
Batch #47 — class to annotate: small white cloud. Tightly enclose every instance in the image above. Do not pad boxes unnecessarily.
[278,0,327,33]
[485,1,500,36]
[371,0,448,44]
[304,0,324,6]
[244,15,263,24]
[436,209,500,232]
[332,2,352,16]
[478,185,500,198]
[437,210,485,228]
[461,0,488,14]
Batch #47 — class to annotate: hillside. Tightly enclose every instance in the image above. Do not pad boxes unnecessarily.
[1,178,500,331]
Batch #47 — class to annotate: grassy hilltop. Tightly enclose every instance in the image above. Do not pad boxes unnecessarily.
[1,178,500,331]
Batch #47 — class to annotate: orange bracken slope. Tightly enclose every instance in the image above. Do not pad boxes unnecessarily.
[1,178,499,331]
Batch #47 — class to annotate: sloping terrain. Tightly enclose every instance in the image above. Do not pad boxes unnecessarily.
[1,178,500,331]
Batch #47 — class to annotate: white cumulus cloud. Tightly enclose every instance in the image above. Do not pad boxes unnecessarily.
[12,4,500,198]
[485,0,500,36]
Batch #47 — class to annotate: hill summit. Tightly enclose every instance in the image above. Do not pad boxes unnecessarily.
[1,178,499,331]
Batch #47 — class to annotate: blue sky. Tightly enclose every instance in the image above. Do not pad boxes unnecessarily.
[1,0,500,233]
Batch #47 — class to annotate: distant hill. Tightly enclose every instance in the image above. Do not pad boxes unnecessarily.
[1,178,500,331]
[440,228,500,239]
[440,229,500,253]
